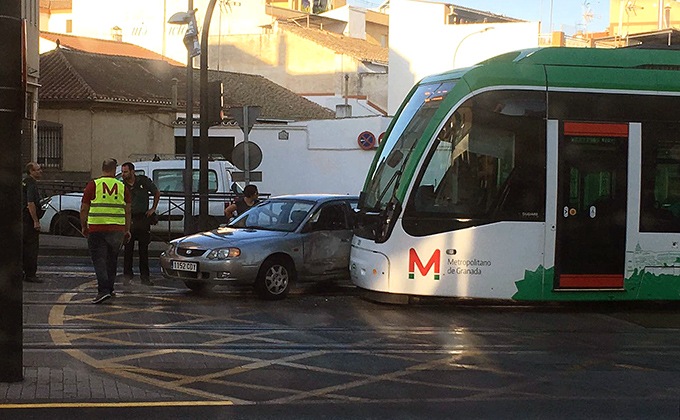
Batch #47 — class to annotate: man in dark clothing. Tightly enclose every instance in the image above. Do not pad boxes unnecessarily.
[224,184,260,219]
[22,162,44,283]
[121,161,160,286]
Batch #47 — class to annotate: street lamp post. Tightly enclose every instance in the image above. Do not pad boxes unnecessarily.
[185,14,194,235]
[452,27,494,69]
[168,4,200,235]
[199,0,219,231]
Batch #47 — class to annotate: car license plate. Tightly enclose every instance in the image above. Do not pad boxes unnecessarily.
[171,260,198,272]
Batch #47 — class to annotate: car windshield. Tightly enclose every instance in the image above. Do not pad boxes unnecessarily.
[229,199,315,232]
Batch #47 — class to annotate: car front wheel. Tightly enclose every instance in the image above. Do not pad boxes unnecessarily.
[255,257,293,300]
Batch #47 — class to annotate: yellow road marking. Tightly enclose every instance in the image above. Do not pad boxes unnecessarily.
[48,282,247,404]
[49,279,486,406]
[0,401,233,409]
[614,363,654,371]
[170,350,328,386]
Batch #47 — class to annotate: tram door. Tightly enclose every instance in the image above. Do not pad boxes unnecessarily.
[555,122,628,289]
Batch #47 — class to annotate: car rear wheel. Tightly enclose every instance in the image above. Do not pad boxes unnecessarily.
[183,280,214,293]
[255,257,293,300]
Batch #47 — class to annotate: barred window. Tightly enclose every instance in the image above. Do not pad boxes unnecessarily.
[37,121,63,170]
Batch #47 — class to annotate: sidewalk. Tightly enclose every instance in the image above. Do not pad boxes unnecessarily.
[39,233,168,257]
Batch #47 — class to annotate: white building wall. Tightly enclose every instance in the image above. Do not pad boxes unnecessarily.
[181,116,392,196]
[64,0,271,65]
[45,13,72,34]
[388,0,540,114]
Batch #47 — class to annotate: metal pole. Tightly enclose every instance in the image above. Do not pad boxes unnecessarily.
[244,106,250,185]
[183,0,194,235]
[162,0,167,58]
[0,0,24,382]
[199,0,218,231]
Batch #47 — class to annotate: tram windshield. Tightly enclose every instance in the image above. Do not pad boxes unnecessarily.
[403,90,547,235]
[362,81,457,211]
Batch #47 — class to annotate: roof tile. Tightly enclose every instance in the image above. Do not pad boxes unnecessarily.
[40,31,184,65]
[39,48,335,121]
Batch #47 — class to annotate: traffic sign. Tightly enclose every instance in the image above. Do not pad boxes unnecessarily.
[232,171,262,182]
[230,106,261,135]
[232,141,263,171]
[358,131,376,150]
[378,132,386,148]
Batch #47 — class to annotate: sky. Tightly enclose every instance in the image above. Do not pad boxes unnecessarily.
[350,0,610,35]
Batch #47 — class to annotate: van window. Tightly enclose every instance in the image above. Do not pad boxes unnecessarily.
[153,169,218,193]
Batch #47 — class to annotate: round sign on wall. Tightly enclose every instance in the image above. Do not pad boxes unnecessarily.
[232,141,263,171]
[378,132,385,148]
[358,131,376,150]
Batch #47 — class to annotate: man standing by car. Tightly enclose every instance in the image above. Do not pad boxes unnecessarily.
[81,158,131,304]
[121,161,160,286]
[224,184,260,219]
[22,162,43,283]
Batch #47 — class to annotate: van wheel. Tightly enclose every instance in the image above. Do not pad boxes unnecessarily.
[53,211,81,236]
[184,280,214,293]
[255,257,294,300]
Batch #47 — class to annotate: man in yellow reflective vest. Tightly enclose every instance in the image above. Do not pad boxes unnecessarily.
[80,158,131,304]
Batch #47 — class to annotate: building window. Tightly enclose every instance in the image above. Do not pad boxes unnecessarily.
[37,121,63,170]
[66,19,73,33]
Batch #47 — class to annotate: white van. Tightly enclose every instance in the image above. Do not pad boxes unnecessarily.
[40,157,241,236]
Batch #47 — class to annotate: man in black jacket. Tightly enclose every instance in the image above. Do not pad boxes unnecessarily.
[22,162,43,283]
[121,161,160,286]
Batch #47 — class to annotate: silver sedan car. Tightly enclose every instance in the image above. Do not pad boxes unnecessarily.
[160,194,358,299]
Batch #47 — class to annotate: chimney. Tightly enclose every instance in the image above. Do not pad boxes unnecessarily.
[347,6,366,40]
[336,104,352,118]
[111,26,123,42]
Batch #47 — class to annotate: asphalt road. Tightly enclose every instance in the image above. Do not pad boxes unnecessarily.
[3,255,680,419]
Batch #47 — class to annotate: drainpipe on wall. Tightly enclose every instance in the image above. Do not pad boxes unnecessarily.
[171,78,178,110]
[336,74,352,118]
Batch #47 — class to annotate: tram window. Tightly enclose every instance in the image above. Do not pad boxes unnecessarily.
[403,90,546,236]
[641,123,680,232]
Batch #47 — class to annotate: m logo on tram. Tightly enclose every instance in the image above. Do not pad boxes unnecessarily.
[409,249,441,280]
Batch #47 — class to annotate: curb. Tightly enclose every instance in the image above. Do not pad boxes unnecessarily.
[39,235,168,258]
[39,248,165,258]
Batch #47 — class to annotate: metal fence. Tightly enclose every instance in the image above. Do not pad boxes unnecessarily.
[37,180,270,241]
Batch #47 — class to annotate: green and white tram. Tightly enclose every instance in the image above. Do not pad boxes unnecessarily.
[351,47,680,302]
